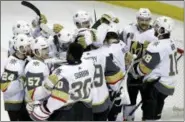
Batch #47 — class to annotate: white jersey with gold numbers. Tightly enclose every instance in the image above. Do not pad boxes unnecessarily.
[82,47,124,113]
[1,55,26,110]
[43,59,95,113]
[24,59,50,102]
[137,38,177,95]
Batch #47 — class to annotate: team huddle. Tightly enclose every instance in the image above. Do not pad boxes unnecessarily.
[1,6,179,121]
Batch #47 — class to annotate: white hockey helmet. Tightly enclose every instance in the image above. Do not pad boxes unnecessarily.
[12,20,31,36]
[57,29,73,51]
[153,16,174,37]
[136,8,152,30]
[73,10,92,28]
[31,36,49,58]
[14,34,30,54]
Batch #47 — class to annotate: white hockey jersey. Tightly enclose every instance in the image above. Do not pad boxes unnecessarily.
[1,55,26,110]
[82,47,124,113]
[103,41,128,73]
[137,38,177,95]
[120,23,157,59]
[24,59,50,102]
[102,41,130,105]
[43,59,95,113]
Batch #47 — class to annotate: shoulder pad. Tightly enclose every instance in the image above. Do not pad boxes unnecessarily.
[5,56,24,73]
[25,60,49,74]
[147,41,164,53]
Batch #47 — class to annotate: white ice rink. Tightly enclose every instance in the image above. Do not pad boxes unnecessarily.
[1,1,184,121]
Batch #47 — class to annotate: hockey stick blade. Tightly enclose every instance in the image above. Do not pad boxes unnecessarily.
[21,1,41,17]
[129,100,142,116]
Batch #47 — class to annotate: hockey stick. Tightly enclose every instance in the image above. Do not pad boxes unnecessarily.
[129,100,142,116]
[21,1,61,52]
[94,9,97,22]
[21,1,41,17]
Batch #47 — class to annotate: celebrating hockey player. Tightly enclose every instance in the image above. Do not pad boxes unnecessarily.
[72,31,124,120]
[8,20,32,57]
[1,34,32,121]
[24,36,51,102]
[135,16,177,121]
[27,42,96,121]
[101,25,131,121]
[72,10,98,47]
[119,8,158,121]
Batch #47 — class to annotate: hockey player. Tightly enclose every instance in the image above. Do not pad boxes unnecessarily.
[31,14,65,59]
[44,29,74,71]
[8,20,32,57]
[135,16,177,121]
[102,25,131,121]
[56,29,74,60]
[8,14,47,57]
[74,33,124,120]
[26,42,95,121]
[119,8,158,121]
[24,36,51,102]
[1,34,32,121]
[72,10,98,46]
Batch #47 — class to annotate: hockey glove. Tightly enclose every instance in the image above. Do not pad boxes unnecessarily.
[26,101,41,114]
[40,14,47,24]
[29,101,51,121]
[53,24,64,33]
[113,17,119,23]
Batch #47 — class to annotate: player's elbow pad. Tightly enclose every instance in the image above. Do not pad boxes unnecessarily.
[32,86,50,101]
[136,62,152,76]
[1,80,24,97]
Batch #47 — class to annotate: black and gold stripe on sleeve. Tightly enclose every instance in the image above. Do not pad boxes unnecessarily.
[51,77,69,103]
[137,51,160,76]
[105,56,124,84]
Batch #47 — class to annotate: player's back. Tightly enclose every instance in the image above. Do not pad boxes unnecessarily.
[24,59,50,101]
[143,38,177,94]
[82,48,110,113]
[56,59,95,105]
[103,41,128,73]
[82,47,124,113]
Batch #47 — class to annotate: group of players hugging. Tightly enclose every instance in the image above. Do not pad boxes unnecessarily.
[1,6,181,121]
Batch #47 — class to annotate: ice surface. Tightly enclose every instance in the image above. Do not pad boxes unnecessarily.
[1,1,184,121]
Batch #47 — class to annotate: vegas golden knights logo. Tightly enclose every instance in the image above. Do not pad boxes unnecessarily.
[130,41,143,57]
